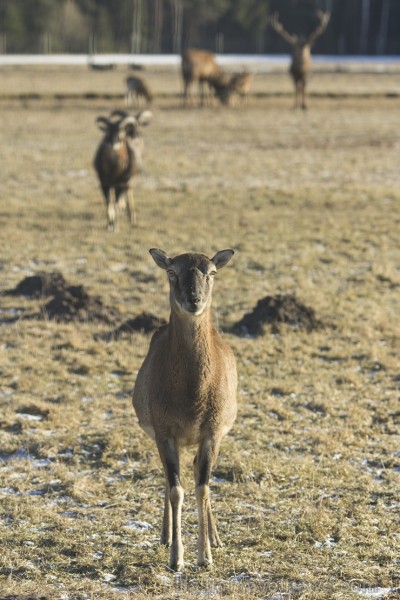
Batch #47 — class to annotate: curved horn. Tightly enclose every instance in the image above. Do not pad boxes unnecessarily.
[110,109,131,121]
[96,116,111,131]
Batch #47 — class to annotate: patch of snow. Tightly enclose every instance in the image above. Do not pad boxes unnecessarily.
[354,588,400,599]
[123,520,153,531]
[0,487,20,496]
[17,413,43,422]
[67,170,88,178]
[314,536,337,549]
[60,511,80,518]
[32,458,52,468]
[110,262,129,272]
[155,574,171,586]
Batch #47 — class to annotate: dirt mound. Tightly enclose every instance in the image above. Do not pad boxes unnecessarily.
[100,311,167,341]
[42,285,120,324]
[114,312,167,335]
[233,294,318,336]
[5,271,66,298]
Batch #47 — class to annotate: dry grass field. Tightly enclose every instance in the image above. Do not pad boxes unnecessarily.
[0,64,399,599]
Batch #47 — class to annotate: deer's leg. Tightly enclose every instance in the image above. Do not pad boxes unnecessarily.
[293,81,300,110]
[301,80,307,110]
[103,185,118,232]
[193,454,222,549]
[157,438,184,571]
[195,438,221,567]
[183,80,191,107]
[123,186,136,226]
[161,483,172,546]
[199,80,206,107]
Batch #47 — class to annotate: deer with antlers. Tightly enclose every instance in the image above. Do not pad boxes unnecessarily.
[270,10,330,110]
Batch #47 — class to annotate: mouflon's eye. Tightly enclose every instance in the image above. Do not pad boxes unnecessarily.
[206,271,216,282]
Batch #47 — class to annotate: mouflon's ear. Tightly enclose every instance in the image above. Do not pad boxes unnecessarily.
[211,249,235,270]
[137,111,153,126]
[149,248,171,270]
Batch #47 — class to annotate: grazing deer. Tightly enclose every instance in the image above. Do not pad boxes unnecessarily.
[125,75,153,108]
[93,109,152,231]
[181,48,229,107]
[228,72,253,105]
[270,10,330,110]
[215,72,253,106]
[132,249,237,571]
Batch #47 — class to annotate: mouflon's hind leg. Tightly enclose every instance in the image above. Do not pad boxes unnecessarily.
[125,187,136,225]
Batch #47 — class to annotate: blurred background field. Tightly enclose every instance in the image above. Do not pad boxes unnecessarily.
[1,62,400,98]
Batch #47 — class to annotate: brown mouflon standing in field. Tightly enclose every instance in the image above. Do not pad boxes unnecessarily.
[270,10,330,110]
[125,75,153,108]
[93,109,152,232]
[181,48,229,107]
[132,249,237,571]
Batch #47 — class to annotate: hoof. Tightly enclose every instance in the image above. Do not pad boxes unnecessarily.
[197,558,213,569]
[160,525,171,546]
[169,560,184,572]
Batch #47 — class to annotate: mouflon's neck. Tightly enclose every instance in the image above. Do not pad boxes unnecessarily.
[168,305,214,355]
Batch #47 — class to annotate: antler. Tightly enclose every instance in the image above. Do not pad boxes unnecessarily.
[270,12,298,45]
[307,10,331,46]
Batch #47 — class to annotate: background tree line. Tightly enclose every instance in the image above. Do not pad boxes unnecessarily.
[0,0,398,56]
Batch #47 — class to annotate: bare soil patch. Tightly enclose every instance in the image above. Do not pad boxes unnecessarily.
[5,271,66,298]
[5,272,120,324]
[233,294,319,335]
[42,284,120,324]
[106,312,167,340]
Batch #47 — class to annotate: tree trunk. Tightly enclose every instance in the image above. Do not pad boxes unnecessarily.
[132,0,142,54]
[359,0,370,54]
[153,0,163,54]
[376,0,390,55]
[172,0,182,55]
